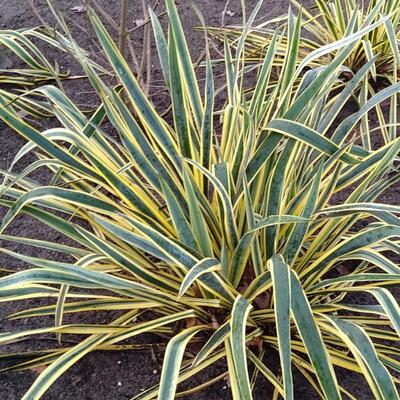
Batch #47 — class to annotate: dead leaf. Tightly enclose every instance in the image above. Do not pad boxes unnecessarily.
[185,317,198,328]
[193,284,202,298]
[210,315,220,329]
[224,10,235,17]
[30,365,47,374]
[70,5,86,13]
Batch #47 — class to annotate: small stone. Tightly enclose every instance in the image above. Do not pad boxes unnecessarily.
[117,361,122,365]
[117,382,122,386]
[152,369,158,375]
[224,10,235,17]
[70,5,86,13]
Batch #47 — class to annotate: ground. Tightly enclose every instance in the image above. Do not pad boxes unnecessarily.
[0,0,397,399]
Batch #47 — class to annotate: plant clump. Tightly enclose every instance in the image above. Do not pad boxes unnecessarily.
[0,1,399,399]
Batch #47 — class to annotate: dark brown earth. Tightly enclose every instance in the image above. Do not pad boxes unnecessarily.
[0,0,397,399]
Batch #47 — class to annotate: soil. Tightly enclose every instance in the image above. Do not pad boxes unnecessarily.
[0,0,397,399]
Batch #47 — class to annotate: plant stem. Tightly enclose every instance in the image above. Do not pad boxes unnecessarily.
[118,0,128,58]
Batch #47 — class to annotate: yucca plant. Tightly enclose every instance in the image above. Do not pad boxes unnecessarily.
[295,0,400,78]
[211,0,400,76]
[0,1,400,399]
[208,0,400,149]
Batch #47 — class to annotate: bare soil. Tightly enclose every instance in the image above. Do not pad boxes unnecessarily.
[0,1,397,399]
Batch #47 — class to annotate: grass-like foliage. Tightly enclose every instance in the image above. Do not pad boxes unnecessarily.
[209,0,400,149]
[211,0,400,77]
[295,0,400,78]
[0,23,106,118]
[0,27,68,118]
[0,1,400,399]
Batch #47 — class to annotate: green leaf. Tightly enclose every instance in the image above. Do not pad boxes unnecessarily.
[182,168,214,257]
[304,225,400,284]
[89,9,182,169]
[267,119,358,164]
[229,215,309,286]
[269,255,293,400]
[158,325,207,400]
[229,295,253,400]
[325,317,399,400]
[179,258,221,297]
[193,322,230,367]
[186,158,238,250]
[284,166,322,264]
[368,288,400,337]
[310,273,400,291]
[290,271,341,399]
[160,178,197,250]
[0,96,99,180]
[149,8,170,86]
[165,0,203,130]
[0,187,120,233]
[333,82,400,145]
[265,139,295,257]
